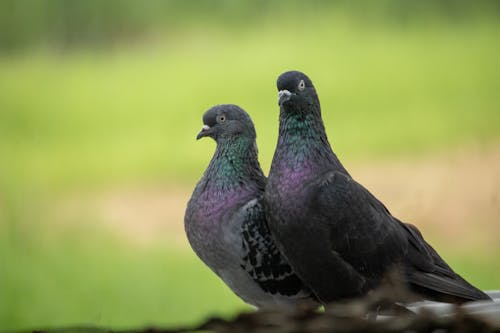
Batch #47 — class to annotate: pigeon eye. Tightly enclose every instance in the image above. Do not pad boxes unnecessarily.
[217,115,226,123]
[298,80,305,91]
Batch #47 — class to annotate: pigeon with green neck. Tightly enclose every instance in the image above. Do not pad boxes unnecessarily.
[265,71,491,305]
[185,104,318,308]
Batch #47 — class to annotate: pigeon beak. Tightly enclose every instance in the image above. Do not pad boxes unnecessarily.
[278,89,292,106]
[196,124,211,140]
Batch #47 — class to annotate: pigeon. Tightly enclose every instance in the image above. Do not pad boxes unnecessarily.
[264,70,491,305]
[184,104,318,309]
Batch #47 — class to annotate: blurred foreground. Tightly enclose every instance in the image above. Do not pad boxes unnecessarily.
[11,287,500,333]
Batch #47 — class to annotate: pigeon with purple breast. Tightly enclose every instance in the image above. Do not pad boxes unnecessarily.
[185,104,318,309]
[264,70,491,305]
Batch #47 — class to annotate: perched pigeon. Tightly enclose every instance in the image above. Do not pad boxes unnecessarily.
[185,104,318,308]
[264,70,491,305]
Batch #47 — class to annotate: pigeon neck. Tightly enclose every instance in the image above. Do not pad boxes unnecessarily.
[186,136,263,235]
[205,136,264,190]
[278,110,331,162]
[271,108,349,179]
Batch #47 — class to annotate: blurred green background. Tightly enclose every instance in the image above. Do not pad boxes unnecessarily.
[1,0,500,331]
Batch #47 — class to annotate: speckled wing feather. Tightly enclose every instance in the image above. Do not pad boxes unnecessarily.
[240,198,313,299]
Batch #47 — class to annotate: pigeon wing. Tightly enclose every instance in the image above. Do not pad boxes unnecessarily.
[305,171,408,288]
[399,221,491,302]
[307,170,489,302]
[240,199,313,299]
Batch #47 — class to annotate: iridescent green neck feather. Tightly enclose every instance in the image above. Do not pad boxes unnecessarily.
[270,103,349,181]
[205,135,265,192]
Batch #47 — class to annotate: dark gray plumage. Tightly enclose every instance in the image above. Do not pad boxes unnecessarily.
[184,104,318,308]
[264,70,491,305]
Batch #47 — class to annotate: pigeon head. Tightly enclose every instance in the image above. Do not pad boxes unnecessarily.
[196,104,256,142]
[277,71,319,114]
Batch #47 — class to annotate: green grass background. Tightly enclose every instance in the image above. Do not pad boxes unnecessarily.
[1,3,500,331]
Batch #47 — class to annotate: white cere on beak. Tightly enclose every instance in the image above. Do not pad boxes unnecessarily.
[278,89,292,105]
[278,90,292,98]
[201,124,210,131]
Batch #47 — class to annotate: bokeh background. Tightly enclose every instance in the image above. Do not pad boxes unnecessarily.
[1,0,499,330]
